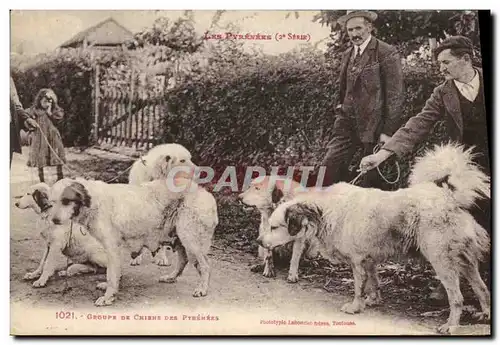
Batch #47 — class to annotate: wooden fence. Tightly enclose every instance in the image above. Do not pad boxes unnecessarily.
[96,89,165,150]
[93,66,167,151]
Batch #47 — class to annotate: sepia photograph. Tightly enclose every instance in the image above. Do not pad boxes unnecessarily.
[9,9,492,336]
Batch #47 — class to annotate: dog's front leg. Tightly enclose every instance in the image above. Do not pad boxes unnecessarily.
[341,261,367,314]
[32,242,67,287]
[287,238,306,283]
[24,245,49,280]
[261,246,276,278]
[153,245,170,266]
[95,237,121,307]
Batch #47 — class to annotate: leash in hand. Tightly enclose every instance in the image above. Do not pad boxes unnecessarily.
[350,144,401,186]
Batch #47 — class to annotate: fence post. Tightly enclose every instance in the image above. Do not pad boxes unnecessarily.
[93,63,100,144]
[128,69,135,147]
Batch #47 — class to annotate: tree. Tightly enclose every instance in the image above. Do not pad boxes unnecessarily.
[310,10,481,56]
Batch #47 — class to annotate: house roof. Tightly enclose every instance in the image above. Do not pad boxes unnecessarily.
[59,17,134,48]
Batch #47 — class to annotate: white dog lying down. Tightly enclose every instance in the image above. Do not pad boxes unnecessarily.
[238,176,324,282]
[259,144,490,334]
[128,143,197,267]
[15,183,107,287]
[49,176,218,306]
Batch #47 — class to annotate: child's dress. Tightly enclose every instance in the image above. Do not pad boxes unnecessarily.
[27,106,66,168]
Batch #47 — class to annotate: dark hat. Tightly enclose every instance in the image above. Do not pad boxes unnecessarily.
[434,35,474,57]
[338,10,377,26]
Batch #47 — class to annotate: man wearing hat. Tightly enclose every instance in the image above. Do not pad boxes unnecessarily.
[359,35,491,300]
[320,10,404,188]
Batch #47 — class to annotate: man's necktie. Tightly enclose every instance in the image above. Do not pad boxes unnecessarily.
[352,47,362,67]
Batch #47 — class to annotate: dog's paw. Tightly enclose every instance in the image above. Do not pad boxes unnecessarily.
[159,275,177,284]
[23,271,41,280]
[250,263,264,273]
[262,265,276,278]
[96,282,107,291]
[130,256,142,266]
[473,311,491,322]
[263,269,276,278]
[287,273,299,283]
[437,322,451,334]
[365,293,382,307]
[94,295,115,306]
[154,255,170,267]
[340,301,363,314]
[32,279,47,288]
[192,287,207,298]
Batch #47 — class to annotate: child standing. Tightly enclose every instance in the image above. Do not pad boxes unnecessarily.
[26,88,66,182]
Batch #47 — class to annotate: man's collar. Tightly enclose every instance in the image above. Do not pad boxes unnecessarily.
[355,35,372,55]
[453,68,479,86]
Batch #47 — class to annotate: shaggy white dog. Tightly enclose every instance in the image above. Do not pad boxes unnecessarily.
[15,183,107,287]
[49,176,218,306]
[260,144,490,334]
[128,143,197,266]
[238,176,324,281]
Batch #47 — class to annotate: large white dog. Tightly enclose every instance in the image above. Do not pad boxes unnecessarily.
[128,143,197,266]
[49,176,218,306]
[259,144,490,334]
[15,183,107,287]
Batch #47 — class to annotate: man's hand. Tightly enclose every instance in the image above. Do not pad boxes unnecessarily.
[359,149,393,173]
[379,133,392,145]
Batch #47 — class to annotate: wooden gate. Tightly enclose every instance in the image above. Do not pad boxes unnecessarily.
[92,65,166,151]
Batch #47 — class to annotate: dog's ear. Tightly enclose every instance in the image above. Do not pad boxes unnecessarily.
[271,185,284,204]
[285,203,323,236]
[285,204,310,236]
[32,189,51,212]
[63,182,91,217]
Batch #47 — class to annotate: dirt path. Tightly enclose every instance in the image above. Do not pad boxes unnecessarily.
[9,150,438,336]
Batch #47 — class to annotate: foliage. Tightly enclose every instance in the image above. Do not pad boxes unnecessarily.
[312,10,481,56]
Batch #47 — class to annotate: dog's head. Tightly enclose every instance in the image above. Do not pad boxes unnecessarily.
[238,176,305,211]
[51,181,91,225]
[238,176,286,211]
[14,183,51,214]
[257,200,323,249]
[150,144,196,180]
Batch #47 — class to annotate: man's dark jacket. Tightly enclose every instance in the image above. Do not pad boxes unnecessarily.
[383,68,486,158]
[338,36,404,143]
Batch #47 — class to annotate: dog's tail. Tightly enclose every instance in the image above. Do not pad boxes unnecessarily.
[408,142,490,208]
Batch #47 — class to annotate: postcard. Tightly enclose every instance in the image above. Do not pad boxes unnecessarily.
[10,9,492,336]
